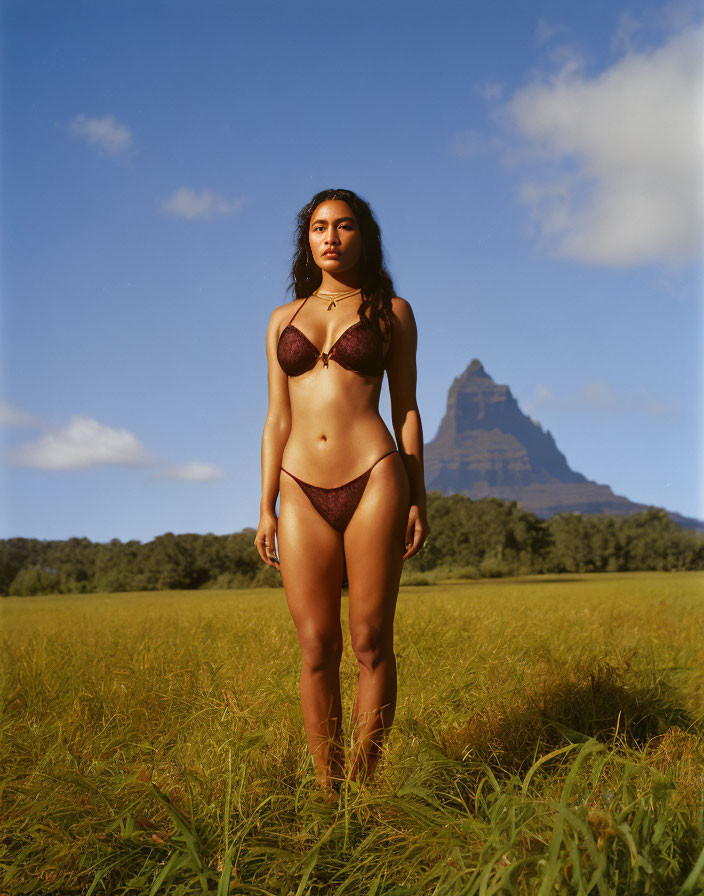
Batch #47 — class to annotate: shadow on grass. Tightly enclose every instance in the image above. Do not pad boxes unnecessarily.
[442,659,696,775]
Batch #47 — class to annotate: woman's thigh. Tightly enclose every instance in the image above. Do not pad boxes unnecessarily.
[343,453,410,639]
[277,471,346,646]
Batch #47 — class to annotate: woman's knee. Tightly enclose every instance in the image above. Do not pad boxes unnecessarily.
[298,626,344,672]
[350,624,394,670]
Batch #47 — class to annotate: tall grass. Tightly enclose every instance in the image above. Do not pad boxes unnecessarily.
[2,571,703,894]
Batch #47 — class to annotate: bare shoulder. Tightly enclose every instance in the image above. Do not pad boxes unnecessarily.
[268,297,304,331]
[271,296,304,318]
[390,296,416,328]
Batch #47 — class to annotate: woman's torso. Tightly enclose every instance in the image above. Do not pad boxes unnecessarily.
[277,296,397,484]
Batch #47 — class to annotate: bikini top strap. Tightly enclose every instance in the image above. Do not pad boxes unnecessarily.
[286,295,310,326]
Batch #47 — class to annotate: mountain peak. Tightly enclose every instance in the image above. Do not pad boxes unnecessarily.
[425,360,601,514]
[424,360,702,526]
[458,359,494,384]
[466,358,488,376]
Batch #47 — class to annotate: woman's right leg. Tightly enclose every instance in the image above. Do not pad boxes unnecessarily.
[277,471,346,790]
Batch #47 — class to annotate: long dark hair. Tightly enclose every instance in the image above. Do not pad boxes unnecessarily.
[287,188,396,340]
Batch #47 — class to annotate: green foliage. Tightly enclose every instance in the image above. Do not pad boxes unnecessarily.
[403,494,704,581]
[0,527,269,597]
[1,499,703,597]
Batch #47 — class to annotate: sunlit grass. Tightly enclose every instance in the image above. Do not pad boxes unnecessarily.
[2,571,703,894]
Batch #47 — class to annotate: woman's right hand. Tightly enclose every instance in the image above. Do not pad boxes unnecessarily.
[254,510,280,570]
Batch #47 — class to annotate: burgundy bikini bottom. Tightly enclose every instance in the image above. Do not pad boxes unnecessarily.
[280,449,399,533]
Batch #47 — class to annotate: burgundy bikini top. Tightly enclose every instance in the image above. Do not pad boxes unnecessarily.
[277,295,385,378]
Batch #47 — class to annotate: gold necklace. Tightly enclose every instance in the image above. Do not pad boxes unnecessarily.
[312,287,362,311]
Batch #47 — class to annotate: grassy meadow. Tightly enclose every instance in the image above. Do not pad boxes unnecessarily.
[2,571,704,895]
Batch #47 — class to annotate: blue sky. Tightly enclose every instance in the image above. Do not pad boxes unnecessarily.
[1,0,702,542]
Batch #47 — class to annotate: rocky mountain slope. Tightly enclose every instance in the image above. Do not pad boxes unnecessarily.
[424,360,701,528]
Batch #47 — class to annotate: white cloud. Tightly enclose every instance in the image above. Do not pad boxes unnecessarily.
[611,2,703,54]
[153,461,227,482]
[475,80,504,101]
[535,18,569,43]
[611,12,644,54]
[523,380,680,419]
[525,383,556,410]
[503,22,704,266]
[575,380,624,412]
[8,415,151,470]
[4,412,227,483]
[0,402,40,427]
[70,114,133,155]
[160,188,244,220]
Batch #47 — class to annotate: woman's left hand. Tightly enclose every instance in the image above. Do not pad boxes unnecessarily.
[402,505,429,560]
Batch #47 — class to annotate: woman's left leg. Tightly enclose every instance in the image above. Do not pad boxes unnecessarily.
[343,451,410,782]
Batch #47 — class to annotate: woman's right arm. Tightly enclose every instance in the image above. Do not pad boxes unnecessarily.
[254,307,292,570]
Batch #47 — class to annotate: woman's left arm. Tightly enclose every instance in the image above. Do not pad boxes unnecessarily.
[386,297,430,560]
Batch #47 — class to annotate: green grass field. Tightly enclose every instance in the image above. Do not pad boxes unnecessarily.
[2,571,704,895]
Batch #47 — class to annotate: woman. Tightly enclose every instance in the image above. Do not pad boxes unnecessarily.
[254,188,428,794]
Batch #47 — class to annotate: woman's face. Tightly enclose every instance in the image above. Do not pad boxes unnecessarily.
[308,199,363,274]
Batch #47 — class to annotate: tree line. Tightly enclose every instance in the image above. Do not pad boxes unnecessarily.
[2,493,702,597]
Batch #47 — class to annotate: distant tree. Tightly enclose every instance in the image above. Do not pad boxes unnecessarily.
[1,499,701,597]
[406,492,549,576]
[0,538,40,593]
[9,565,61,596]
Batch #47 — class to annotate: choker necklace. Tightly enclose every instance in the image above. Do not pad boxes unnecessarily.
[312,287,362,310]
